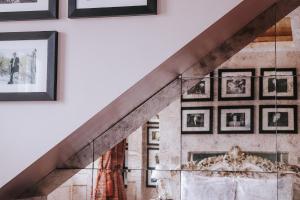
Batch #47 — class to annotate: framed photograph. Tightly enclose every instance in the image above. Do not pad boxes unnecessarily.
[0,0,58,21]
[69,0,157,18]
[147,147,159,169]
[218,106,254,134]
[146,169,157,188]
[0,31,58,101]
[181,107,213,134]
[218,69,255,101]
[147,127,160,146]
[182,72,214,101]
[260,68,297,100]
[259,105,298,134]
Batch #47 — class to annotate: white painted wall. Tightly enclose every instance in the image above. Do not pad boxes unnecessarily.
[0,0,242,187]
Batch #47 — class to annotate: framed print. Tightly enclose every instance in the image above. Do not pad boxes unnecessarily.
[147,147,159,169]
[0,31,58,101]
[259,105,298,134]
[181,107,213,134]
[0,0,58,21]
[260,68,297,100]
[218,106,254,134]
[218,69,255,101]
[182,72,214,101]
[147,127,160,146]
[146,169,157,188]
[69,0,157,18]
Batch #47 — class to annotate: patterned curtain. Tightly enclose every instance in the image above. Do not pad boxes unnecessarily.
[94,140,127,200]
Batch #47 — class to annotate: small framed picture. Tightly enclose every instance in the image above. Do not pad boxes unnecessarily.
[0,0,58,21]
[147,127,160,146]
[259,105,298,134]
[0,31,58,101]
[218,106,254,134]
[218,69,255,101]
[181,107,213,134]
[147,148,159,169]
[182,72,214,101]
[260,68,297,100]
[146,169,157,188]
[69,0,157,18]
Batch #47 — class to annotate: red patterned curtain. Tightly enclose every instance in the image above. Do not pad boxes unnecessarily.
[94,140,127,200]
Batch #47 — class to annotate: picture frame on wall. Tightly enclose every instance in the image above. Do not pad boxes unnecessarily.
[181,107,213,134]
[69,0,157,18]
[0,31,58,101]
[146,169,157,188]
[259,105,298,134]
[218,68,255,101]
[182,72,214,101]
[0,0,58,21]
[259,68,297,100]
[147,147,159,169]
[218,105,254,134]
[147,127,160,146]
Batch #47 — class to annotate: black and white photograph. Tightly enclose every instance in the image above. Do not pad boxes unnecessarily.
[69,0,157,18]
[0,0,57,21]
[260,68,297,99]
[182,72,214,101]
[218,69,255,100]
[147,127,160,146]
[182,107,213,134]
[146,169,157,188]
[147,148,159,169]
[218,106,254,134]
[0,31,57,101]
[259,105,298,134]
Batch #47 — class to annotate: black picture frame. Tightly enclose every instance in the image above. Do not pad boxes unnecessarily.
[0,0,58,21]
[181,106,213,134]
[218,68,255,101]
[259,105,298,134]
[182,72,214,102]
[69,0,157,18]
[147,147,159,169]
[147,127,160,146]
[146,168,157,188]
[218,105,254,134]
[0,31,58,101]
[259,68,297,100]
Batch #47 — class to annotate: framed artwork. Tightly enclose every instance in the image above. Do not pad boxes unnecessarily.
[69,0,157,18]
[147,127,160,146]
[0,0,58,21]
[146,169,157,188]
[182,72,214,101]
[218,69,255,101]
[181,107,213,134]
[0,31,58,101]
[218,106,254,134]
[260,68,297,100]
[147,147,159,169]
[259,105,298,134]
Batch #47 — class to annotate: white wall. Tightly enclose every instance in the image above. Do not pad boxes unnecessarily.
[0,0,242,187]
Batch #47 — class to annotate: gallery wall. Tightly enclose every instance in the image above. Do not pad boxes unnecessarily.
[0,0,243,188]
[158,9,300,167]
